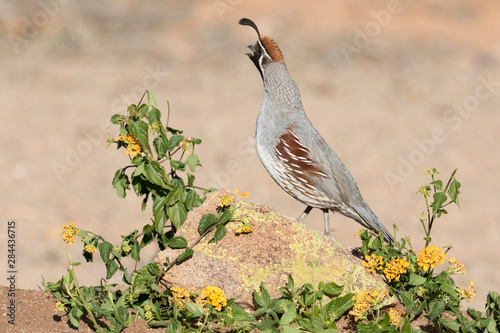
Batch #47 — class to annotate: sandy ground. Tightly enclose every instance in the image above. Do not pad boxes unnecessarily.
[1,0,499,318]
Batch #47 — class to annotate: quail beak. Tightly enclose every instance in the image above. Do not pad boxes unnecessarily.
[245,44,255,58]
[244,43,262,76]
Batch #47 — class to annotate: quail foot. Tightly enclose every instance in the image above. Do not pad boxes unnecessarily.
[239,18,394,244]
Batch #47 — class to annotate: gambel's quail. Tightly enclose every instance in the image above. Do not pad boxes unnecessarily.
[239,18,394,243]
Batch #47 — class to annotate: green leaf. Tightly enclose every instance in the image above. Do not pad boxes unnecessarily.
[165,186,182,206]
[110,114,123,124]
[299,316,324,332]
[400,318,412,333]
[147,91,158,107]
[322,281,344,297]
[282,327,302,333]
[133,162,146,177]
[257,317,279,331]
[230,303,256,321]
[131,240,140,261]
[167,135,185,151]
[148,107,161,123]
[112,170,130,198]
[441,281,459,297]
[169,236,188,249]
[184,190,199,211]
[218,207,233,224]
[432,192,448,216]
[210,224,227,243]
[187,172,195,187]
[170,159,185,171]
[176,248,193,262]
[430,180,443,191]
[254,282,270,308]
[326,293,355,320]
[371,235,382,250]
[156,135,168,158]
[427,300,446,321]
[98,241,113,262]
[466,308,483,321]
[128,119,149,150]
[184,302,205,318]
[198,214,217,235]
[409,273,427,286]
[137,103,149,119]
[279,304,296,325]
[440,318,460,331]
[68,306,81,328]
[152,196,168,233]
[106,260,119,279]
[146,262,160,276]
[167,202,187,229]
[448,179,461,208]
[145,161,165,186]
[185,155,201,172]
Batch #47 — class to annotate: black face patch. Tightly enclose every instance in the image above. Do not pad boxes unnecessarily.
[247,40,272,78]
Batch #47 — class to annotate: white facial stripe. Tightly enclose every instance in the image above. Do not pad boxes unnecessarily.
[257,39,271,59]
[257,39,272,71]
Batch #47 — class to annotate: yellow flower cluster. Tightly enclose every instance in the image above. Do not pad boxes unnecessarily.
[219,194,233,208]
[143,304,153,320]
[424,168,439,177]
[199,286,227,311]
[458,282,476,303]
[169,287,190,309]
[236,224,253,234]
[116,133,142,158]
[122,245,131,253]
[388,308,403,327]
[417,245,446,272]
[349,288,388,322]
[384,257,410,282]
[178,137,193,154]
[448,257,466,275]
[416,185,431,197]
[55,301,65,312]
[83,245,97,253]
[59,222,79,245]
[362,254,384,274]
[233,189,250,198]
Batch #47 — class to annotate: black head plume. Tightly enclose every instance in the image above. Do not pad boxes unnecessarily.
[238,18,261,39]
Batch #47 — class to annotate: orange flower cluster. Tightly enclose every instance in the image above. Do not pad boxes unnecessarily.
[417,245,446,272]
[116,133,142,158]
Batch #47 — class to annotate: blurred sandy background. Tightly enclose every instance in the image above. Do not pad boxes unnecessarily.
[1,0,499,310]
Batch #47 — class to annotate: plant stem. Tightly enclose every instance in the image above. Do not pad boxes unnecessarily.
[424,195,431,247]
[443,169,458,193]
[157,216,221,284]
[63,245,99,329]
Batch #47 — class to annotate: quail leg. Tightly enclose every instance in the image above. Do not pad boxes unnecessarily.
[322,209,335,240]
[297,206,313,224]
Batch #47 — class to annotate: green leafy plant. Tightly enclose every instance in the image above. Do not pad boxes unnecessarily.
[44,91,234,332]
[44,90,500,332]
[357,168,500,333]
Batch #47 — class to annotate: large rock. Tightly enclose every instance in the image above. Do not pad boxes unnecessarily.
[155,190,388,308]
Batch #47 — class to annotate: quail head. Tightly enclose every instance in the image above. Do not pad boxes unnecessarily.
[239,18,394,244]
